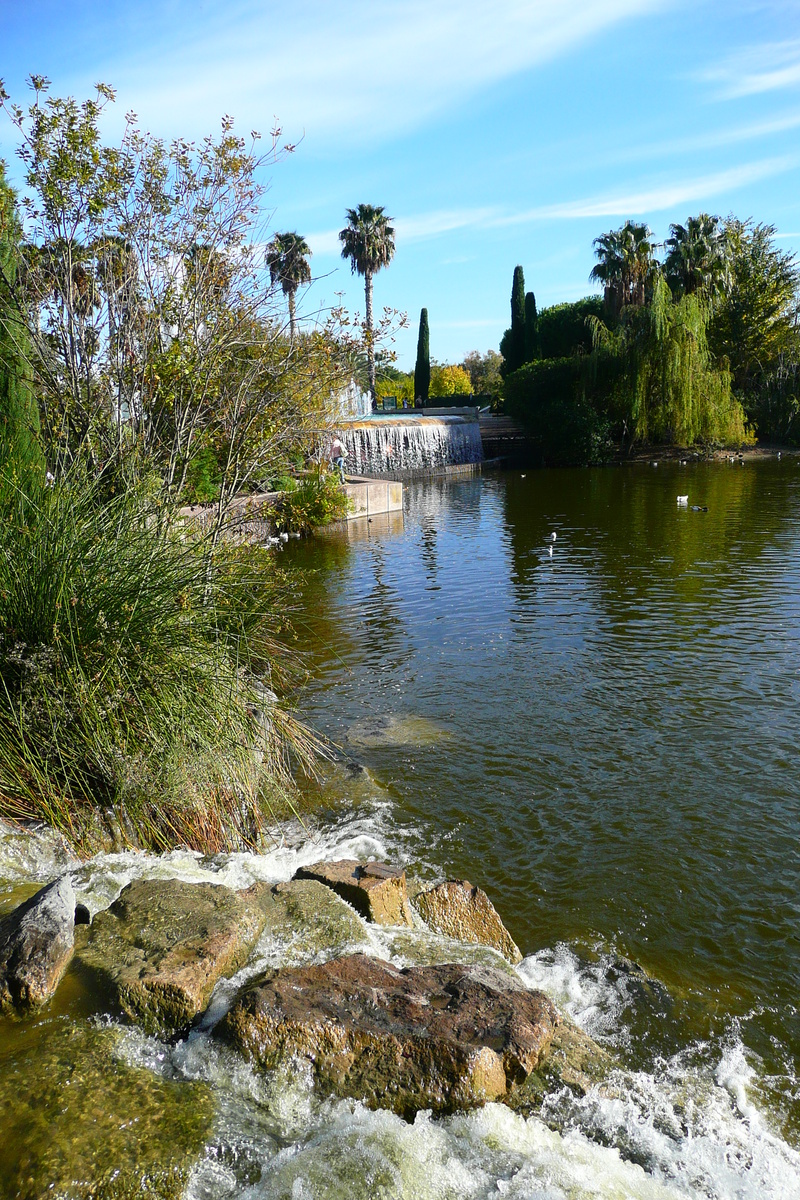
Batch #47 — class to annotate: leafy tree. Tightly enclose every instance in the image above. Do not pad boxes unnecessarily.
[461,349,503,399]
[709,219,800,396]
[500,264,526,376]
[664,213,729,300]
[414,307,430,404]
[429,363,472,396]
[590,221,656,316]
[524,290,539,362]
[339,203,396,403]
[0,162,43,491]
[266,231,312,339]
[0,77,350,525]
[590,274,750,446]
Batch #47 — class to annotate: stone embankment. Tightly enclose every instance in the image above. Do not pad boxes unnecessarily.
[0,846,611,1134]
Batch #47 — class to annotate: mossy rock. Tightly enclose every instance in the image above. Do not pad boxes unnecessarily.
[0,1017,213,1199]
[75,877,274,1036]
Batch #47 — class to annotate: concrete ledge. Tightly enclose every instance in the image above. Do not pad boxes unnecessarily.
[344,476,403,520]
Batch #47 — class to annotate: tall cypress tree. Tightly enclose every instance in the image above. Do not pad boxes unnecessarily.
[500,265,527,376]
[524,290,539,362]
[0,164,43,495]
[414,307,430,405]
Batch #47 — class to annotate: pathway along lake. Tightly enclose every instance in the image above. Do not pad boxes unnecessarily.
[287,460,800,1188]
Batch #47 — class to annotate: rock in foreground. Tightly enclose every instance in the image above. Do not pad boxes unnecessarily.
[76,877,273,1035]
[0,875,75,1012]
[221,953,558,1119]
[413,879,523,964]
[294,859,413,927]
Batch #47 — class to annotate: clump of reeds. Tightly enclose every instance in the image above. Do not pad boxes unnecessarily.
[0,469,320,854]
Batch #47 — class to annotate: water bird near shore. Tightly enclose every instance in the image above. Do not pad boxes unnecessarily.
[548,545,553,557]
[691,505,709,512]
[549,532,557,542]
[677,495,689,506]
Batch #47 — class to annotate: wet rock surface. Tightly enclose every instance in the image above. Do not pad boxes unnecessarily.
[294,858,414,927]
[413,879,523,964]
[0,1019,212,1199]
[255,878,371,964]
[0,875,75,1012]
[76,876,273,1035]
[221,952,558,1119]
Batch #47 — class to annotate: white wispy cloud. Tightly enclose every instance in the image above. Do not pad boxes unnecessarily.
[502,157,797,221]
[307,156,797,255]
[74,0,669,146]
[700,39,800,99]
[606,110,800,167]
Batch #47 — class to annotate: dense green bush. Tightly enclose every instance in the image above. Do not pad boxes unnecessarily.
[537,297,605,360]
[0,470,316,853]
[504,357,615,465]
[181,447,222,504]
[272,470,351,533]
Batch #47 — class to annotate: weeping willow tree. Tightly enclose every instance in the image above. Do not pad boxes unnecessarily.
[0,164,43,495]
[591,274,751,446]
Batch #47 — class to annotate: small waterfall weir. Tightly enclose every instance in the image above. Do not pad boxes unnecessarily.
[338,412,484,478]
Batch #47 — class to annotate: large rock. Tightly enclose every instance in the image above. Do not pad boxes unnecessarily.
[413,879,523,964]
[221,952,558,1119]
[294,859,413,927]
[0,875,75,1012]
[0,1020,212,1199]
[260,878,371,963]
[76,876,274,1035]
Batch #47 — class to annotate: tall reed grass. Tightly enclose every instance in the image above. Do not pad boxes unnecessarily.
[0,470,320,854]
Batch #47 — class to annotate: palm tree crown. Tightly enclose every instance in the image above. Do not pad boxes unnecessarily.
[664,213,729,300]
[590,221,656,315]
[266,231,312,338]
[339,204,396,401]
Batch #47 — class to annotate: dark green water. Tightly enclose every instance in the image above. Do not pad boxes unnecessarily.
[289,461,800,1135]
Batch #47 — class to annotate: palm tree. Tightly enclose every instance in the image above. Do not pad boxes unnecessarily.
[664,213,729,301]
[590,221,656,316]
[266,232,312,339]
[339,204,396,402]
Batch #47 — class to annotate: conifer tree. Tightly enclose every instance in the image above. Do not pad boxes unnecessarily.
[500,265,527,376]
[524,290,539,362]
[414,307,430,405]
[0,164,43,494]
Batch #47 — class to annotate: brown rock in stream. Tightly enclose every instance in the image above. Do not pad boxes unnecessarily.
[76,876,273,1036]
[0,875,75,1012]
[294,859,414,927]
[220,952,558,1119]
[413,880,523,964]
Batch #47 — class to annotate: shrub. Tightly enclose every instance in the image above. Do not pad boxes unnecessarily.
[537,297,605,359]
[272,470,351,533]
[181,448,222,504]
[0,469,318,853]
[504,357,614,465]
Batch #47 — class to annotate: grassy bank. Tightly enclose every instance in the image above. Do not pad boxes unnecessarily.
[0,470,322,855]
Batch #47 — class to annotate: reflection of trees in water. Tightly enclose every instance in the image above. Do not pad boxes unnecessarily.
[502,463,796,625]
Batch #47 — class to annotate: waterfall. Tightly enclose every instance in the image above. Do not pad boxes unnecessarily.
[338,415,483,477]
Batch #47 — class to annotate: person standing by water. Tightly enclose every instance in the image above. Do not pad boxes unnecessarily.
[329,434,346,483]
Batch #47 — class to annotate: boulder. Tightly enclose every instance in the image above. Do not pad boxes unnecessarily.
[76,876,274,1036]
[220,952,558,1119]
[0,1020,212,1199]
[506,1017,613,1112]
[412,880,523,964]
[294,859,413,927]
[260,878,370,963]
[0,875,75,1012]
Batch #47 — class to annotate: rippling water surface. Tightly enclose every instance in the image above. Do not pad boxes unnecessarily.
[289,462,800,1139]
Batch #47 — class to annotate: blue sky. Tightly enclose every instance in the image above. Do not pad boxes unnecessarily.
[2,0,799,369]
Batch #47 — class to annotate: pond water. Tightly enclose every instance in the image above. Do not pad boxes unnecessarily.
[2,460,800,1199]
[285,460,800,1182]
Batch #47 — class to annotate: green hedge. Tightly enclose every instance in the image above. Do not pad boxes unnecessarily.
[504,356,617,465]
[537,297,605,360]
